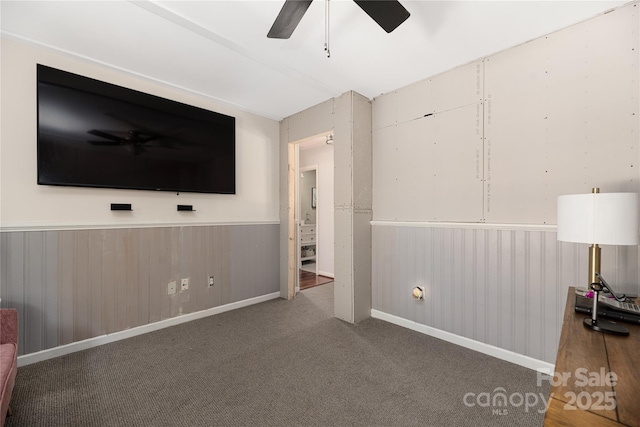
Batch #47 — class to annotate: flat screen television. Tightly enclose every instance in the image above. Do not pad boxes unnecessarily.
[37,64,235,194]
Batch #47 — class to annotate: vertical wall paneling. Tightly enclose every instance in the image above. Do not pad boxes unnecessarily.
[168,227,181,320]
[543,232,559,363]
[189,226,206,313]
[461,229,474,339]
[443,228,456,333]
[397,227,411,321]
[371,225,395,317]
[178,226,192,314]
[0,224,279,357]
[43,231,59,350]
[230,225,249,303]
[431,227,443,331]
[527,231,543,361]
[112,229,126,331]
[497,230,513,351]
[267,225,280,297]
[102,228,116,334]
[201,227,216,309]
[6,234,25,347]
[126,228,140,330]
[369,224,638,364]
[412,227,427,327]
[512,230,527,356]
[24,232,44,354]
[136,228,151,328]
[86,230,102,338]
[230,224,280,303]
[218,226,233,306]
[474,230,487,343]
[450,229,464,336]
[146,228,163,325]
[484,230,499,348]
[58,231,74,346]
[74,230,90,342]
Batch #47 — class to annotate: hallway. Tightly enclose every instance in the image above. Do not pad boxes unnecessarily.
[299,270,333,290]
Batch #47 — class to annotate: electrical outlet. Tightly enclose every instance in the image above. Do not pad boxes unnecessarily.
[181,277,189,291]
[208,275,215,287]
[168,281,177,295]
[412,286,425,301]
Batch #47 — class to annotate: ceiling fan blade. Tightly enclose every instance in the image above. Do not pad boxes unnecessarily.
[88,140,121,146]
[267,0,313,39]
[87,129,125,143]
[353,0,410,33]
[129,130,159,144]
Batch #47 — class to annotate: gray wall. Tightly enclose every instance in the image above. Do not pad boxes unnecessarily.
[372,224,640,364]
[0,224,279,356]
[371,3,639,363]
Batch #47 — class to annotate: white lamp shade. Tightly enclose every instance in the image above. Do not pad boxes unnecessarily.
[557,192,640,245]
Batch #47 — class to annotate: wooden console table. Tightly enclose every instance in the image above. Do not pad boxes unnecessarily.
[544,287,640,426]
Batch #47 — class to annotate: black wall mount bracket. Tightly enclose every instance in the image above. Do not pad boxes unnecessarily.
[111,203,132,211]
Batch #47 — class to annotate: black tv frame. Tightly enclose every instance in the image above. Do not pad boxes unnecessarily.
[36,64,236,194]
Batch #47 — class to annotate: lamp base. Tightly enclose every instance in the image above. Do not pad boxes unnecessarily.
[583,318,629,336]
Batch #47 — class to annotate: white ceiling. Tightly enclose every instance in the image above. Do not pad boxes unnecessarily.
[1,0,629,121]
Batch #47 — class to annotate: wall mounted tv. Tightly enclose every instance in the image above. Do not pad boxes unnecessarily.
[37,64,235,194]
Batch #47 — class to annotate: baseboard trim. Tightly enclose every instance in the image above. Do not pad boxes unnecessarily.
[371,309,554,374]
[318,271,334,279]
[18,291,281,367]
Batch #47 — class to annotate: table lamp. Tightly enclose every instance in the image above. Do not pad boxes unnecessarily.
[557,188,640,335]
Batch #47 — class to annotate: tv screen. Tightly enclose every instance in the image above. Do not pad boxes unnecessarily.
[37,64,235,194]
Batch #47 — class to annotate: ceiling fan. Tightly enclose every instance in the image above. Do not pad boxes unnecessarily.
[267,0,410,39]
[86,113,183,155]
[87,129,179,156]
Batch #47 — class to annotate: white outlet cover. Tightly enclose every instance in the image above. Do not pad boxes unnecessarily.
[168,281,177,295]
[181,278,189,290]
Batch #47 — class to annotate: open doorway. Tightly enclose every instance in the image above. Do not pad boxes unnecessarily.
[295,134,335,292]
[280,92,371,322]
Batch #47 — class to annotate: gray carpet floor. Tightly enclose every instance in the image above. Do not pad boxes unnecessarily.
[6,283,549,426]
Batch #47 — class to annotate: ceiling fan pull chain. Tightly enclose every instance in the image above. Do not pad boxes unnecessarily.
[324,0,331,58]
